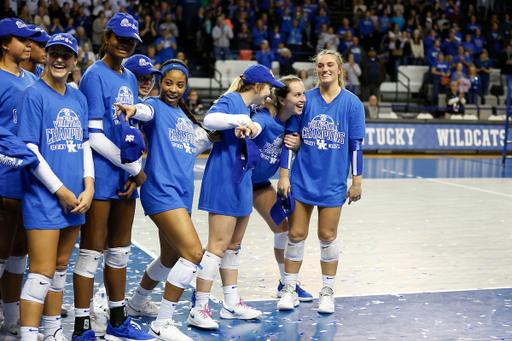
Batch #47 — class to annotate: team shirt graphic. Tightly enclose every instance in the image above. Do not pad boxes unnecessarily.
[168,117,196,154]
[260,133,283,164]
[46,108,84,152]
[112,86,134,125]
[301,114,345,150]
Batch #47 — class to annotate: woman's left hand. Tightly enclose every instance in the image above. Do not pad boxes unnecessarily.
[118,177,137,198]
[345,183,362,205]
[72,187,94,215]
[114,103,137,121]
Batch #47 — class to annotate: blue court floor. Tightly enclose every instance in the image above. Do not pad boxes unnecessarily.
[55,156,512,340]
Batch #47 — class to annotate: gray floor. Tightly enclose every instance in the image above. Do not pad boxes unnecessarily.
[132,178,512,303]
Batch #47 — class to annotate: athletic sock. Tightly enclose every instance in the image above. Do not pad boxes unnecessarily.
[43,315,61,339]
[322,275,335,290]
[283,272,298,287]
[131,285,151,307]
[153,298,176,328]
[277,263,285,284]
[195,291,210,308]
[222,285,238,308]
[20,326,39,341]
[3,301,20,326]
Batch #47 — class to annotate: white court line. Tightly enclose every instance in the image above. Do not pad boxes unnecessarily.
[424,178,512,198]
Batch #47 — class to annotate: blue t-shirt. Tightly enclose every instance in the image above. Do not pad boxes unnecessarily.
[451,54,471,73]
[472,35,484,54]
[336,26,355,37]
[140,97,196,215]
[462,42,476,56]
[474,58,492,82]
[350,46,362,63]
[315,15,330,32]
[427,48,441,66]
[359,18,374,36]
[253,27,268,46]
[150,56,161,66]
[433,61,450,79]
[79,60,139,200]
[251,108,286,186]
[17,80,88,229]
[0,68,37,199]
[469,75,480,92]
[156,36,177,62]
[270,31,286,51]
[288,26,303,45]
[35,65,44,78]
[378,16,390,33]
[467,23,481,33]
[198,92,252,216]
[442,39,459,56]
[286,88,365,207]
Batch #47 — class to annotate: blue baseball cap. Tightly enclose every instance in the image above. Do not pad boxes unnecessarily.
[124,55,162,76]
[107,13,142,43]
[231,137,261,184]
[0,18,42,39]
[270,192,296,226]
[119,113,146,164]
[242,64,285,88]
[27,25,50,43]
[45,33,78,57]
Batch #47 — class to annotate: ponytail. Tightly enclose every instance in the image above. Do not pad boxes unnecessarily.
[98,29,113,59]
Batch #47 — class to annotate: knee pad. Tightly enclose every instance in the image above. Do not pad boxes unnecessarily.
[197,251,221,282]
[49,269,67,293]
[284,238,305,262]
[0,258,7,278]
[220,249,240,270]
[166,257,197,289]
[73,249,102,279]
[5,255,28,275]
[320,239,340,262]
[274,232,288,250]
[146,257,171,282]
[20,273,51,305]
[105,246,131,269]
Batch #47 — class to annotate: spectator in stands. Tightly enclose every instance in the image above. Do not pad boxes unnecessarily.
[177,51,188,65]
[445,81,465,119]
[212,13,233,61]
[140,14,158,49]
[409,29,424,65]
[502,14,512,42]
[68,66,82,89]
[359,10,375,49]
[80,42,96,65]
[424,29,437,54]
[49,17,64,34]
[288,19,304,54]
[256,40,275,69]
[156,26,177,62]
[315,8,330,33]
[378,8,391,34]
[466,15,481,34]
[486,22,503,59]
[253,18,268,47]
[317,26,339,53]
[344,36,365,64]
[343,52,362,96]
[353,0,366,14]
[360,47,386,101]
[427,39,442,66]
[34,6,50,32]
[75,26,91,50]
[74,6,89,31]
[185,89,206,117]
[476,0,492,21]
[160,13,179,39]
[436,13,449,30]
[336,18,355,40]
[499,44,512,87]
[378,0,391,16]
[147,45,161,69]
[462,34,476,60]
[472,28,484,55]
[364,95,379,119]
[474,49,493,100]
[451,62,470,95]
[451,45,471,73]
[92,10,107,47]
[64,17,76,35]
[442,29,459,57]
[278,48,295,76]
[390,8,405,31]
[339,29,353,53]
[431,52,450,108]
[270,24,285,53]
[448,5,463,27]
[18,5,32,24]
[236,22,254,50]
[298,69,315,90]
[467,65,481,105]
[393,0,404,17]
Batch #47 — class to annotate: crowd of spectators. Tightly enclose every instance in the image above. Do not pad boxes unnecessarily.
[1,0,512,108]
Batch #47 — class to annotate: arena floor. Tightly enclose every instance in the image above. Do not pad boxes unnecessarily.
[56,155,512,340]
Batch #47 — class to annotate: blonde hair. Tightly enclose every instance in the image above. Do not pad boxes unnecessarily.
[271,75,302,109]
[312,49,345,88]
[219,74,271,101]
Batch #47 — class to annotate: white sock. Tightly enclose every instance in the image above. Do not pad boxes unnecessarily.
[20,326,39,341]
[195,291,209,308]
[3,301,19,326]
[131,285,151,307]
[222,285,238,308]
[283,272,298,287]
[42,315,61,339]
[154,298,176,327]
[108,300,125,309]
[277,263,285,284]
[322,275,335,289]
[74,308,90,317]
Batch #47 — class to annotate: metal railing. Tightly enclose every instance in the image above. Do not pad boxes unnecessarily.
[396,68,411,109]
[209,63,222,98]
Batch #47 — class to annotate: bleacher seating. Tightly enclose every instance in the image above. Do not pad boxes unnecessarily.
[464,104,479,119]
[380,65,429,101]
[417,113,434,119]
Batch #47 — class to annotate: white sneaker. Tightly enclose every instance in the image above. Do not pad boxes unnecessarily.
[219,298,262,320]
[277,284,299,311]
[187,303,218,330]
[149,320,191,341]
[0,323,21,340]
[43,328,68,341]
[90,311,107,337]
[127,297,159,318]
[317,286,335,314]
[61,306,69,317]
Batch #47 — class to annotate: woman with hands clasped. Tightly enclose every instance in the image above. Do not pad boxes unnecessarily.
[277,49,365,314]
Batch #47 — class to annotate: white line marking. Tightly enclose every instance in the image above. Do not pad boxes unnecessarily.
[424,178,512,198]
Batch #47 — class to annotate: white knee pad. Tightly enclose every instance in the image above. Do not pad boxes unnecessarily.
[166,258,197,289]
[220,249,240,270]
[74,249,102,279]
[197,251,221,282]
[49,269,67,293]
[20,273,51,304]
[105,246,131,269]
[274,232,288,250]
[5,255,28,275]
[320,239,340,262]
[0,258,5,278]
[146,257,171,282]
[284,238,305,262]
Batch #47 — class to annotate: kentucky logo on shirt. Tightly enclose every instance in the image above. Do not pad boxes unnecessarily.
[46,108,83,151]
[302,114,345,150]
[260,133,283,164]
[168,118,195,154]
[0,154,23,168]
[112,86,134,125]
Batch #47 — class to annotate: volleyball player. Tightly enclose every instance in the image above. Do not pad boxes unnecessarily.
[277,49,365,313]
[16,33,93,341]
[20,25,50,78]
[124,54,162,101]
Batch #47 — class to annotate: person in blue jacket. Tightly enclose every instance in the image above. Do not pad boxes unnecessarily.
[187,64,285,330]
[0,18,41,340]
[277,49,365,314]
[72,13,154,341]
[255,40,275,69]
[16,33,94,341]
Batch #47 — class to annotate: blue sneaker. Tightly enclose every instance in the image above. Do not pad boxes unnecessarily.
[105,316,155,341]
[277,281,313,302]
[72,330,97,341]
